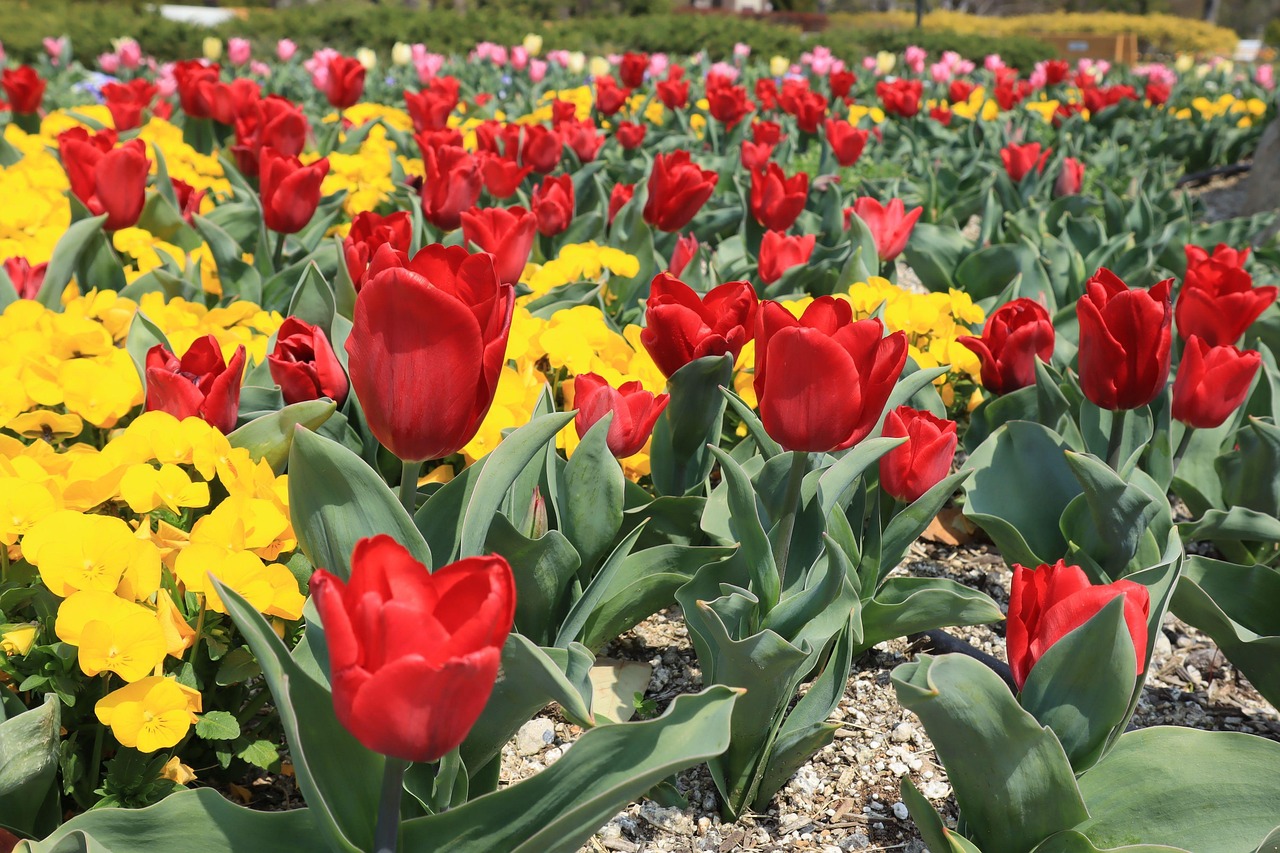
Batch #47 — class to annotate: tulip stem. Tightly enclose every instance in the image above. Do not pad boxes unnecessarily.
[1171,426,1196,477]
[770,451,809,604]
[374,757,409,853]
[272,231,286,272]
[398,460,422,516]
[1104,409,1127,470]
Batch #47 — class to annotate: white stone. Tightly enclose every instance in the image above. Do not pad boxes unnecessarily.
[515,718,555,755]
[892,801,910,820]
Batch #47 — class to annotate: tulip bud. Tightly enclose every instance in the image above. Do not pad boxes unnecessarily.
[391,42,413,67]
[523,34,544,58]
[573,373,670,459]
[878,406,958,503]
[202,38,223,62]
[1076,269,1172,411]
[1171,336,1261,429]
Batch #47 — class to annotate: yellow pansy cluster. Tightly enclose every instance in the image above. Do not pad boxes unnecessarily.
[3,409,302,752]
[0,127,72,265]
[134,293,283,366]
[1175,94,1269,128]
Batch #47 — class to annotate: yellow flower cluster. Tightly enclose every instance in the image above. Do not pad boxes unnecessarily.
[1176,94,1269,128]
[0,128,71,265]
[522,241,641,298]
[134,293,283,366]
[3,409,302,751]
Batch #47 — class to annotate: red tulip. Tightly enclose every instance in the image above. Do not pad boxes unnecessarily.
[1176,244,1277,346]
[948,80,976,104]
[1171,336,1261,429]
[829,69,857,100]
[173,60,221,120]
[420,145,482,232]
[752,120,783,146]
[958,298,1055,396]
[1041,60,1071,86]
[572,373,670,459]
[3,257,47,300]
[754,299,908,453]
[101,79,157,131]
[207,78,261,127]
[608,183,635,225]
[824,119,869,167]
[145,335,246,433]
[1054,158,1085,197]
[640,274,757,379]
[345,244,514,462]
[594,75,630,116]
[171,178,206,225]
[232,95,309,178]
[1083,84,1138,116]
[344,210,413,291]
[755,78,779,112]
[643,150,718,233]
[876,79,922,118]
[758,230,815,285]
[1001,142,1051,182]
[656,75,689,110]
[788,89,829,134]
[750,163,808,232]
[268,317,349,406]
[878,406,958,503]
[1076,268,1173,411]
[3,66,46,114]
[531,175,575,238]
[1007,560,1150,691]
[479,152,533,199]
[929,106,954,126]
[57,129,150,232]
[404,77,460,133]
[615,121,647,150]
[668,233,699,278]
[849,197,923,263]
[521,125,563,174]
[559,119,605,163]
[995,77,1033,111]
[706,76,753,127]
[740,140,775,171]
[461,206,536,285]
[259,147,330,234]
[309,535,515,763]
[619,53,649,89]
[322,55,366,109]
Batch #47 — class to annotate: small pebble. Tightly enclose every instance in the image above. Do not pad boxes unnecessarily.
[891,723,914,743]
[893,801,910,820]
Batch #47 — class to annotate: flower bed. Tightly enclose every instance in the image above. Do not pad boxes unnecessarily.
[1,34,1279,853]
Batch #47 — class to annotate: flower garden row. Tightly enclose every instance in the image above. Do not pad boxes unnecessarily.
[0,34,1279,853]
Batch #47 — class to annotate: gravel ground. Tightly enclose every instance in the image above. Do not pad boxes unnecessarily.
[490,535,1280,853]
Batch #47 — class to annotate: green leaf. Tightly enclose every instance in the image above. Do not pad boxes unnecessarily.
[237,740,280,770]
[195,711,241,741]
[872,470,971,585]
[707,445,779,613]
[555,525,645,649]
[1171,556,1280,709]
[402,687,739,853]
[0,695,59,837]
[484,514,580,646]
[560,413,624,569]
[649,354,734,497]
[1032,830,1188,853]
[214,579,381,853]
[229,400,337,474]
[859,578,1004,650]
[1019,597,1136,773]
[15,788,320,853]
[1075,728,1280,852]
[287,263,337,334]
[901,776,984,853]
[214,647,261,687]
[136,192,202,252]
[1061,452,1164,580]
[37,214,109,308]
[720,388,782,460]
[458,412,576,559]
[287,427,431,579]
[892,654,1089,853]
[964,421,1083,567]
[124,309,172,385]
[815,437,904,518]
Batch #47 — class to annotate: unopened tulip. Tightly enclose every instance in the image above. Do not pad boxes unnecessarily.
[878,406,958,503]
[958,298,1055,395]
[531,175,574,237]
[57,129,150,232]
[461,206,537,285]
[758,231,815,285]
[268,317,349,406]
[1171,336,1261,429]
[643,150,718,233]
[1076,269,1172,411]
[259,147,330,234]
[1001,141,1051,182]
[750,164,809,232]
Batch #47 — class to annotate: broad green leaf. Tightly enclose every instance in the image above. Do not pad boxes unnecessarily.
[964,421,1083,567]
[214,580,380,853]
[1033,830,1188,853]
[873,470,971,585]
[1061,452,1164,580]
[892,654,1089,853]
[555,525,645,649]
[287,427,431,578]
[1171,556,1280,709]
[721,387,782,460]
[15,789,319,853]
[1075,728,1280,852]
[707,445,779,612]
[560,414,624,569]
[229,400,337,474]
[402,687,740,853]
[37,214,109,308]
[124,310,172,384]
[860,578,1003,650]
[0,695,59,837]
[458,412,576,559]
[1019,597,1136,773]
[194,711,240,741]
[649,354,733,497]
[815,437,903,518]
[901,777,984,853]
[287,263,337,334]
[484,514,580,646]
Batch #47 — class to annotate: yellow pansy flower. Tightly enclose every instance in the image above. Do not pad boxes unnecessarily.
[119,463,211,515]
[0,477,59,546]
[55,590,167,682]
[1,624,38,657]
[5,410,84,441]
[24,511,140,596]
[96,676,202,752]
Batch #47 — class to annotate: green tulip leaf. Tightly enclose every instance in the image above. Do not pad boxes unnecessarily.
[214,579,381,853]
[0,695,59,838]
[1215,417,1280,518]
[1171,556,1280,709]
[229,400,337,474]
[403,686,740,853]
[815,436,904,518]
[484,514,580,647]
[860,577,1004,650]
[1032,830,1188,853]
[458,411,576,559]
[872,469,972,586]
[892,654,1088,853]
[37,214,110,308]
[707,445,779,612]
[15,788,319,853]
[286,262,337,335]
[964,421,1083,567]
[560,412,625,570]
[287,427,431,578]
[1019,597,1137,773]
[1061,452,1166,581]
[124,309,173,384]
[901,776,984,853]
[1075,728,1280,852]
[649,354,733,497]
[555,524,645,649]
[721,387,782,460]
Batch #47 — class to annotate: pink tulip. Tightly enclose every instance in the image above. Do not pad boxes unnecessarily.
[276,39,297,62]
[228,38,251,66]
